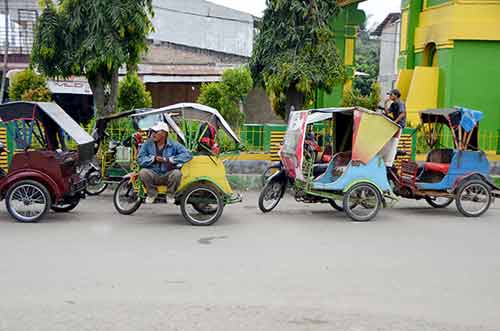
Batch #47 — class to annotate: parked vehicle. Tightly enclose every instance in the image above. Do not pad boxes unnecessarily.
[388,107,500,217]
[85,109,151,196]
[0,102,94,222]
[113,103,242,226]
[259,107,400,222]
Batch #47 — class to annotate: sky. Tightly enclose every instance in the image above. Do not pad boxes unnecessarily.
[209,0,401,27]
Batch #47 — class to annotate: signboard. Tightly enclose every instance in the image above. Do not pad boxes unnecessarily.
[47,78,93,95]
[280,111,308,181]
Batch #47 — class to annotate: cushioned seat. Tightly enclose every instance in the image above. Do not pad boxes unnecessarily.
[424,162,450,174]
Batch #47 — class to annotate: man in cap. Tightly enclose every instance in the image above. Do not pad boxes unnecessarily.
[137,121,193,203]
[381,89,407,168]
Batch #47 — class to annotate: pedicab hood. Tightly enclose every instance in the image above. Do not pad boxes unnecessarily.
[0,101,95,162]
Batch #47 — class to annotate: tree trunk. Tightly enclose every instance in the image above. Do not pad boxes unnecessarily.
[89,73,105,119]
[284,87,305,120]
[104,69,119,115]
[0,0,10,103]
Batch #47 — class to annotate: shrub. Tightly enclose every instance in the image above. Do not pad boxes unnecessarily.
[117,73,152,112]
[8,68,51,101]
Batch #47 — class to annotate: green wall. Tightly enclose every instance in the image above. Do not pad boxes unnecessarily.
[447,41,500,133]
[317,3,365,108]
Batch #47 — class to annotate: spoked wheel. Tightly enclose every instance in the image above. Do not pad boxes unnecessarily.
[6,180,51,223]
[329,199,344,212]
[343,183,382,222]
[113,179,143,215]
[258,179,285,213]
[180,184,224,226]
[425,196,454,209]
[455,180,492,217]
[51,198,80,213]
[85,171,108,196]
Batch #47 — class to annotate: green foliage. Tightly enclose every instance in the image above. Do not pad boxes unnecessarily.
[250,0,344,118]
[198,67,253,127]
[118,73,152,112]
[354,29,380,96]
[8,69,51,101]
[342,82,381,110]
[21,87,52,102]
[32,0,154,117]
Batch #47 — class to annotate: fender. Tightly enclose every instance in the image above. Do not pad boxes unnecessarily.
[177,176,226,196]
[0,170,61,200]
[342,179,389,208]
[451,172,499,192]
[266,169,287,184]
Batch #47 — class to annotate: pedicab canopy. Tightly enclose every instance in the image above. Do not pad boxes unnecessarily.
[281,107,399,180]
[0,102,94,162]
[134,103,241,144]
[130,109,187,145]
[420,107,483,150]
[93,108,152,144]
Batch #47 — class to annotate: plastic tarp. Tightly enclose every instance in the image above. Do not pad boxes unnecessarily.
[459,107,483,133]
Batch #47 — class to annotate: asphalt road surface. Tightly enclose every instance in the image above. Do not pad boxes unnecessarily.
[1,191,499,331]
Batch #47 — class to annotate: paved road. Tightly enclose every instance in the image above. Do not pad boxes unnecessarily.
[0,191,499,331]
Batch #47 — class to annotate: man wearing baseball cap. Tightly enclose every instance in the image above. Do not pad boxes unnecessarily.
[137,121,193,203]
[381,89,407,168]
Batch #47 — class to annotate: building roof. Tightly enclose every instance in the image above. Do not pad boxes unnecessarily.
[372,13,401,36]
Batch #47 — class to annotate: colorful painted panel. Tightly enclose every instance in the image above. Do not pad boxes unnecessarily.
[352,110,399,164]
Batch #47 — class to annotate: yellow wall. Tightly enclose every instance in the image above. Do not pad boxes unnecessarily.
[415,1,500,51]
[405,66,439,124]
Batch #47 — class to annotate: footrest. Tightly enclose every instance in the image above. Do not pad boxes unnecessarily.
[225,193,242,204]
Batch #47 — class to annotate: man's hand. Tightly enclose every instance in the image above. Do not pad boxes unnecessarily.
[155,156,166,163]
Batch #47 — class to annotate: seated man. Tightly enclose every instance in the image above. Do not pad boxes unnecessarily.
[138,122,193,203]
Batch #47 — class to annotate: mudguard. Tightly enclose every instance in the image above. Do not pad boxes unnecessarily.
[0,170,61,200]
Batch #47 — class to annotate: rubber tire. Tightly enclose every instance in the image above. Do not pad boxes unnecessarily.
[425,196,454,209]
[113,179,143,215]
[343,183,382,222]
[329,200,344,212]
[85,171,108,196]
[258,180,285,213]
[180,184,224,226]
[455,180,492,218]
[51,199,80,213]
[5,180,52,223]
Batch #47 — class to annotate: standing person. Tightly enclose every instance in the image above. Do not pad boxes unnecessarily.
[137,122,193,203]
[381,89,406,167]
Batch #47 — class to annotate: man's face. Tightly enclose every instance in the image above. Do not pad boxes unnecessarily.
[389,93,397,101]
[152,130,167,143]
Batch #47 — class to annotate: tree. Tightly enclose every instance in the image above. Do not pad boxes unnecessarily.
[250,0,344,119]
[8,68,52,102]
[198,67,253,127]
[342,82,380,110]
[353,28,380,96]
[117,73,152,112]
[31,0,154,118]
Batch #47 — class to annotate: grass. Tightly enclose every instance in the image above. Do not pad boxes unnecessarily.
[493,177,500,187]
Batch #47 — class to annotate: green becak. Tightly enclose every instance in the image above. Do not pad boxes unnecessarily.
[250,0,345,118]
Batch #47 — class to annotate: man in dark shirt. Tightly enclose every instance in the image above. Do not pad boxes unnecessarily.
[385,89,406,128]
[381,89,406,167]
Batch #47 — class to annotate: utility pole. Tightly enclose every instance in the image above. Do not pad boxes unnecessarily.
[0,0,9,104]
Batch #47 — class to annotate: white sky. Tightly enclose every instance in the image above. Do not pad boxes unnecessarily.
[209,0,401,27]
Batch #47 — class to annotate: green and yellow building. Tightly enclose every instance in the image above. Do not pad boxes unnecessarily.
[397,0,500,135]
